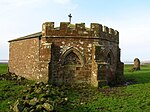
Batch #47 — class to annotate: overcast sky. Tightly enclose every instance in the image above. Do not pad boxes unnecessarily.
[0,0,150,62]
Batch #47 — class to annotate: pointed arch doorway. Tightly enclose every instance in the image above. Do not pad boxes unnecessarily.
[60,48,84,84]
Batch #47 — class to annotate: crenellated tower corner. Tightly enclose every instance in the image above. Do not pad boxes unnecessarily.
[42,22,119,42]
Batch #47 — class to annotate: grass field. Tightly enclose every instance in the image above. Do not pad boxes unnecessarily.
[0,64,8,74]
[76,64,150,112]
[0,64,150,112]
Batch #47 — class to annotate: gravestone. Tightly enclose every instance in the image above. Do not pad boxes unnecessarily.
[133,58,140,71]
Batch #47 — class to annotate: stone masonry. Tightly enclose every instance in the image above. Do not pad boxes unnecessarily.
[9,22,124,87]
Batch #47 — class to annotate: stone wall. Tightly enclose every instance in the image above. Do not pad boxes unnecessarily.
[9,22,124,87]
[41,22,122,86]
[9,37,49,82]
[42,22,119,41]
[45,37,98,85]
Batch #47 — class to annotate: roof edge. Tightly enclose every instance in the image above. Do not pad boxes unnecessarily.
[8,32,42,42]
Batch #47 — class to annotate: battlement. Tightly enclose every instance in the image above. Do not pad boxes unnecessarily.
[42,22,119,41]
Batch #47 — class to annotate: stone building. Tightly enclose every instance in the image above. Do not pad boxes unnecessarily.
[9,22,124,87]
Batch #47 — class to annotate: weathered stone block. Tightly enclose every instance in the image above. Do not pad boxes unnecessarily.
[133,58,140,71]
[103,26,109,33]
[60,22,70,30]
[90,23,103,37]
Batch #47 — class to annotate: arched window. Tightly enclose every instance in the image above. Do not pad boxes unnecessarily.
[63,51,81,65]
[61,48,84,67]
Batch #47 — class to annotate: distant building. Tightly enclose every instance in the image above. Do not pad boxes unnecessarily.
[9,22,124,87]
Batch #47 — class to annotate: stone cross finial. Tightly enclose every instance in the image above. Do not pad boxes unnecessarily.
[68,13,72,23]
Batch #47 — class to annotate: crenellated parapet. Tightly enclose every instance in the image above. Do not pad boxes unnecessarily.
[42,22,119,42]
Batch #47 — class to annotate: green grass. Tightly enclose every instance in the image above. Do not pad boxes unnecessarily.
[124,64,150,83]
[0,80,24,112]
[75,84,150,112]
[0,64,8,74]
[64,64,150,112]
[0,64,150,112]
[0,64,33,112]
